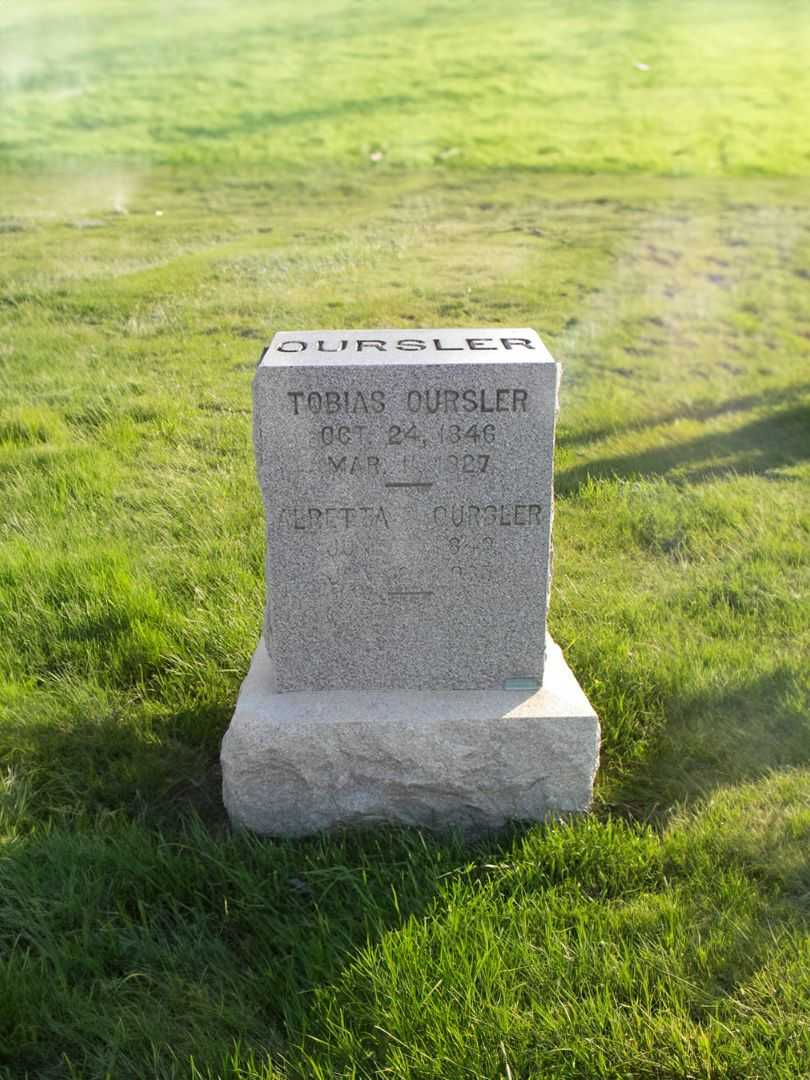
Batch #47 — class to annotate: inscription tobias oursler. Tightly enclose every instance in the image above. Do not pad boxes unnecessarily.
[285,386,529,415]
[253,328,559,691]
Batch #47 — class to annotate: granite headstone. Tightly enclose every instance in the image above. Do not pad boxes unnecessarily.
[252,328,557,691]
[221,328,599,835]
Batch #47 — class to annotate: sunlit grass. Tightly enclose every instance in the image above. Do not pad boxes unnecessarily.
[2,166,809,1078]
[2,0,810,175]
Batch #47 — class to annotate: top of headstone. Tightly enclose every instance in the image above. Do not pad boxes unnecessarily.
[259,328,554,368]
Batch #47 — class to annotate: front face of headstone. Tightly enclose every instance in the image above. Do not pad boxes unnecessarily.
[253,329,558,691]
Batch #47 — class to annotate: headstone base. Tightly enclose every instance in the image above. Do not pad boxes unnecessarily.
[221,636,599,837]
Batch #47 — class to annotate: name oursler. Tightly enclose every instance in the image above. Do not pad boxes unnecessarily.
[273,336,536,354]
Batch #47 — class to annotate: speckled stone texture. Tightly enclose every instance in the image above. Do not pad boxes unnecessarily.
[253,328,558,691]
[221,635,600,836]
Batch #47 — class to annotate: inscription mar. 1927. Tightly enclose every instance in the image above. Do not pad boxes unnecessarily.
[253,328,559,691]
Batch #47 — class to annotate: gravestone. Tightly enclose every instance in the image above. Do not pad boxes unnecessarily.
[221,329,599,835]
[253,328,556,691]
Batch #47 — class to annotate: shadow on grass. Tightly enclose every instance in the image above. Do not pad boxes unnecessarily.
[3,698,541,1073]
[557,400,810,492]
[2,701,230,831]
[603,663,810,822]
[558,380,810,451]
[173,94,417,141]
[1,773,530,1077]
[5,675,810,1075]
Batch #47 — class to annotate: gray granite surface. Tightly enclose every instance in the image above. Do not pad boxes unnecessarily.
[221,635,600,836]
[253,328,559,691]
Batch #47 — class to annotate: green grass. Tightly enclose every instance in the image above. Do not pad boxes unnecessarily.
[2,0,810,1077]
[3,0,810,175]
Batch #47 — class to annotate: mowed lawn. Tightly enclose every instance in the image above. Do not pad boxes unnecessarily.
[2,1,810,1077]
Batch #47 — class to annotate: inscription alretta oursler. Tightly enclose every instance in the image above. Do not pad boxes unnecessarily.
[253,328,559,691]
[285,386,529,415]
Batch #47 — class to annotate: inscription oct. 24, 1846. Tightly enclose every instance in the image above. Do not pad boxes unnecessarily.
[253,328,559,691]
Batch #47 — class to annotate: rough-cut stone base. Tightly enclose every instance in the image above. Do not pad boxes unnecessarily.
[221,636,599,836]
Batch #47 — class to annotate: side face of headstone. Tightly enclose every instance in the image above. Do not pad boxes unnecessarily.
[253,328,558,691]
